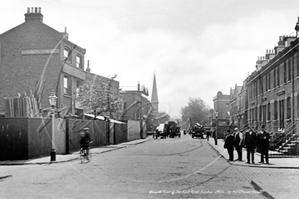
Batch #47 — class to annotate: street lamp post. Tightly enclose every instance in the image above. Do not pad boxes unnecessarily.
[136,101,154,138]
[49,92,57,161]
[215,112,218,145]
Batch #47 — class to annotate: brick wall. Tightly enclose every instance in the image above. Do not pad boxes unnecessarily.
[246,39,299,131]
[0,9,86,115]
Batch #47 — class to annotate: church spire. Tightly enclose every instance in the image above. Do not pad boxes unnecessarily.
[151,73,159,115]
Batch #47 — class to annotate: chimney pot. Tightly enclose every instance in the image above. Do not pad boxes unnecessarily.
[25,7,44,22]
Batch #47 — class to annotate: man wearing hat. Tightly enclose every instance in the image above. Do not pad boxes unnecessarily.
[234,127,243,161]
[244,127,257,164]
[259,125,271,164]
[224,129,235,161]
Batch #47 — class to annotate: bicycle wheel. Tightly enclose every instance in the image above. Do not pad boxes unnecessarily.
[79,150,85,163]
[87,149,92,162]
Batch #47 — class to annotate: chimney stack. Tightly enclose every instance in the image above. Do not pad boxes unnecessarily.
[265,49,275,60]
[25,7,43,22]
[86,60,91,72]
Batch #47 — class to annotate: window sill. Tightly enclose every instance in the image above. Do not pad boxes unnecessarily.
[64,94,72,98]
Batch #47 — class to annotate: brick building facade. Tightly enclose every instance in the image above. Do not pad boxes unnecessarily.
[246,36,299,132]
[120,84,153,130]
[215,21,299,134]
[0,8,121,117]
[213,21,299,155]
[213,91,230,121]
[0,8,86,114]
[120,84,152,121]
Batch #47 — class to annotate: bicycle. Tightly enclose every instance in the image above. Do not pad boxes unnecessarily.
[79,141,93,163]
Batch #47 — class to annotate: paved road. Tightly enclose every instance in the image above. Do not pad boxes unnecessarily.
[0,134,296,199]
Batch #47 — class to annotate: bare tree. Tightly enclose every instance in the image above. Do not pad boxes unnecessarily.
[75,77,124,119]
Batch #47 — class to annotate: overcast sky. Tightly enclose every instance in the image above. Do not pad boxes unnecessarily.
[0,0,298,118]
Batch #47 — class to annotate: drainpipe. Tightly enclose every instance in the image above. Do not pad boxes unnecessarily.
[65,116,69,154]
[291,53,295,132]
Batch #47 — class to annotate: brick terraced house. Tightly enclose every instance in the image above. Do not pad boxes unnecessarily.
[0,8,88,115]
[246,36,299,132]
[213,19,299,156]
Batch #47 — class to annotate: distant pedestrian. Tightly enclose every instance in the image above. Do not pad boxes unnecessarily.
[212,129,217,143]
[234,127,243,161]
[259,125,271,164]
[245,127,257,164]
[224,130,235,161]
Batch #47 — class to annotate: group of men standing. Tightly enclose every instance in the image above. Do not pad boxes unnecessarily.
[224,125,271,164]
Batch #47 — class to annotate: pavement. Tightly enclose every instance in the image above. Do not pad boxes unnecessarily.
[0,138,151,166]
[207,138,299,169]
[207,138,299,199]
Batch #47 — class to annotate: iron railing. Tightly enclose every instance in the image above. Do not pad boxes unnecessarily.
[269,121,299,157]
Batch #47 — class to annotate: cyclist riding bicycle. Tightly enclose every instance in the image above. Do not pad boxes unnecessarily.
[80,128,92,155]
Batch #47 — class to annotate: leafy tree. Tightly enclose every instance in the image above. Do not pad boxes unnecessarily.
[75,77,124,119]
[181,97,211,126]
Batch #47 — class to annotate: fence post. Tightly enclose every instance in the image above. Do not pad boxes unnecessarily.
[65,117,69,154]
[107,120,110,145]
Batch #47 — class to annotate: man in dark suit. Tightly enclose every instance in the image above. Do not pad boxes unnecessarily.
[224,130,235,161]
[244,127,257,164]
[234,128,243,161]
[260,125,271,164]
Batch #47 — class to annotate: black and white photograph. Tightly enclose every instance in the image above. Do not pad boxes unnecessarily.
[0,0,299,198]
